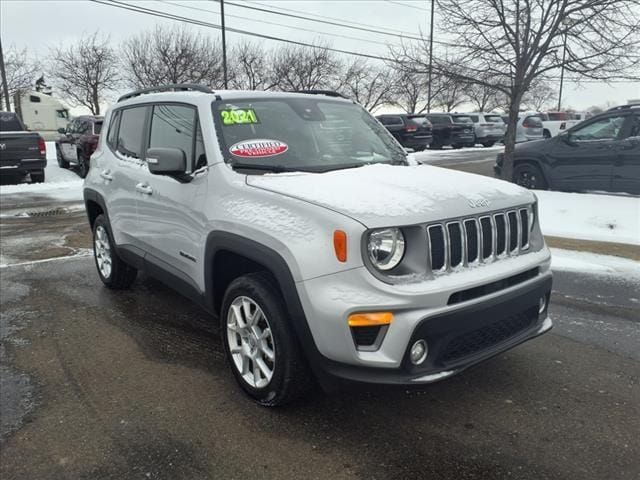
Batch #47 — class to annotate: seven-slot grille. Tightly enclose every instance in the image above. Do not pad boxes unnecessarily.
[427,207,532,273]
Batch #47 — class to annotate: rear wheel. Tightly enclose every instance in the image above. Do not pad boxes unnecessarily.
[222,273,312,407]
[92,214,137,289]
[452,144,463,149]
[31,170,45,183]
[513,163,548,190]
[482,141,495,148]
[543,129,552,139]
[56,145,69,168]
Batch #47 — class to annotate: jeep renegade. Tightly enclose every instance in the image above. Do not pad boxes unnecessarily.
[84,84,553,406]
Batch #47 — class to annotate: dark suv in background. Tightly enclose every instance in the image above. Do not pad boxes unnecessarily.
[376,114,433,151]
[495,104,640,195]
[425,114,475,149]
[56,115,103,178]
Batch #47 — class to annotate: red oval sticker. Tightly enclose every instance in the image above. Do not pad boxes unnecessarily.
[229,139,288,158]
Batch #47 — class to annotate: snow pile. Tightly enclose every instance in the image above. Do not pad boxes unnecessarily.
[535,190,639,245]
[412,145,504,164]
[0,142,83,202]
[551,248,640,279]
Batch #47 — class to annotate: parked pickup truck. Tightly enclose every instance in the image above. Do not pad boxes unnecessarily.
[0,111,47,183]
[539,112,581,139]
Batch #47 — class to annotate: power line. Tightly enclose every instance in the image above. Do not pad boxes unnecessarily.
[90,0,635,84]
[159,0,397,47]
[91,0,396,61]
[244,0,423,37]
[386,0,429,12]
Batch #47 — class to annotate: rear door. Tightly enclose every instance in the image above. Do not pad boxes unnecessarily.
[547,113,627,191]
[611,113,640,194]
[134,103,209,286]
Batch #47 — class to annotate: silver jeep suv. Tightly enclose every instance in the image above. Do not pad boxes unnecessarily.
[84,84,553,406]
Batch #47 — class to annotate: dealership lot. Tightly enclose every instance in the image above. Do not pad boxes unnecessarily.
[1,159,639,480]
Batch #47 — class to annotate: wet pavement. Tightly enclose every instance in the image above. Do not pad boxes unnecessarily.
[1,195,639,480]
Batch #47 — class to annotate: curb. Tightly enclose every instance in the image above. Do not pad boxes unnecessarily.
[545,236,640,261]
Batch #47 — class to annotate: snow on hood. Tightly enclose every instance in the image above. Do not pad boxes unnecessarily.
[246,164,534,228]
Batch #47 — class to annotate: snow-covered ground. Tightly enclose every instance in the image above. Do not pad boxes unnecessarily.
[413,145,504,164]
[535,190,639,246]
[551,248,640,279]
[0,142,83,202]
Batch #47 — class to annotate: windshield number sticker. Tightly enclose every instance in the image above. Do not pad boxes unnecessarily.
[221,108,259,125]
[229,139,288,158]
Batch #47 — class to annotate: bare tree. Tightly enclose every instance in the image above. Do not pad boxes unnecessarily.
[49,32,118,115]
[338,59,394,111]
[521,80,558,111]
[465,81,501,112]
[122,25,225,89]
[269,43,341,91]
[0,45,40,110]
[392,0,640,180]
[390,70,429,113]
[432,69,468,112]
[229,41,273,91]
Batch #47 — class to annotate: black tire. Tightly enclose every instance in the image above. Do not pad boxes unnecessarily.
[482,141,495,148]
[92,214,137,289]
[429,142,442,150]
[31,170,45,183]
[452,144,463,149]
[78,149,89,178]
[221,272,312,407]
[56,145,69,168]
[543,129,552,139]
[513,163,548,190]
[413,145,426,152]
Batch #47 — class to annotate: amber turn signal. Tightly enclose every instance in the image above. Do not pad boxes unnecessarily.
[333,230,347,262]
[348,312,394,327]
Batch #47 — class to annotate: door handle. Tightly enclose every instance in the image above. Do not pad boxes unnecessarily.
[135,182,153,195]
[100,170,113,181]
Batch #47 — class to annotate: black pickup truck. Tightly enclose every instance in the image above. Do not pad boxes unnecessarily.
[425,113,476,149]
[0,111,47,183]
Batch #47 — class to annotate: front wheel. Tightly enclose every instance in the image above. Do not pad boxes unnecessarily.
[92,214,137,289]
[222,273,312,406]
[513,163,548,190]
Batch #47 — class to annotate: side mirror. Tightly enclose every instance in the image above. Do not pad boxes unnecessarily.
[57,127,66,134]
[146,147,187,176]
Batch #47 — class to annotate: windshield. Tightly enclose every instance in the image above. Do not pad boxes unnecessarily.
[485,115,503,123]
[427,115,452,124]
[407,115,431,126]
[213,97,406,173]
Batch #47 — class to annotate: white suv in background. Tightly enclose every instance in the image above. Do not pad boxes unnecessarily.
[84,84,553,406]
[466,112,506,147]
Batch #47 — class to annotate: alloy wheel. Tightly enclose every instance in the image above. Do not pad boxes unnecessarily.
[94,225,112,279]
[226,296,275,389]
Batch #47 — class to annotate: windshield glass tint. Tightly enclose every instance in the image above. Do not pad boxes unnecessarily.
[0,112,23,131]
[213,98,405,171]
[453,116,473,124]
[407,115,430,126]
[427,116,451,124]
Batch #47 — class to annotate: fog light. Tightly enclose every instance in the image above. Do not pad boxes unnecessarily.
[410,340,428,365]
[539,295,547,314]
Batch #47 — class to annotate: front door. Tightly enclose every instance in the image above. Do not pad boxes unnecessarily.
[612,113,640,195]
[547,114,627,191]
[134,103,209,287]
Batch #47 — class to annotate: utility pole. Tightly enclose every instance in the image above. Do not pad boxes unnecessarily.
[220,0,228,89]
[427,0,435,113]
[0,39,11,111]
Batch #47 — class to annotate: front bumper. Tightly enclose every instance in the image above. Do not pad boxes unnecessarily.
[297,249,553,388]
[309,273,552,388]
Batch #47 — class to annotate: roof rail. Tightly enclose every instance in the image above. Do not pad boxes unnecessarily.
[117,84,213,103]
[292,89,348,99]
[606,102,640,112]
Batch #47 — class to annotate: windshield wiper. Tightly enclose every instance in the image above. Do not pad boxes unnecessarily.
[231,162,297,173]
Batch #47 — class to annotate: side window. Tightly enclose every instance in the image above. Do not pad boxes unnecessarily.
[194,122,207,170]
[117,107,148,159]
[572,115,626,142]
[386,116,403,126]
[107,111,121,149]
[469,115,480,122]
[148,104,198,170]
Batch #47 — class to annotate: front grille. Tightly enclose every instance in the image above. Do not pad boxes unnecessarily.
[438,307,537,364]
[427,206,532,273]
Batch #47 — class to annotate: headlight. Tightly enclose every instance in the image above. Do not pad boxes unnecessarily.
[368,228,405,271]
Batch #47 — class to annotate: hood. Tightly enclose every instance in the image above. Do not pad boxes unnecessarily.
[515,138,551,152]
[246,164,534,228]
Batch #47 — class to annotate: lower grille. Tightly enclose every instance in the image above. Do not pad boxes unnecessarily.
[351,326,381,347]
[438,307,537,364]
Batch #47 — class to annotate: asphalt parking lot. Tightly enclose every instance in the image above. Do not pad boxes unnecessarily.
[1,165,639,480]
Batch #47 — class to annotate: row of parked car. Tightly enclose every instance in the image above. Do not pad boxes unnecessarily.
[376,111,545,151]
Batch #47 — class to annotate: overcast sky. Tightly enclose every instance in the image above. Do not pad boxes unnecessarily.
[2,0,639,114]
